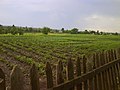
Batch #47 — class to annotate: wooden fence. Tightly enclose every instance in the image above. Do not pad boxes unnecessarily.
[0,48,120,90]
[46,49,120,90]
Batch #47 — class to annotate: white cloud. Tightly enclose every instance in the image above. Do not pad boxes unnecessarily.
[83,15,120,32]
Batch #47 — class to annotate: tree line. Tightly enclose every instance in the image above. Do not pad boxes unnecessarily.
[0,24,119,35]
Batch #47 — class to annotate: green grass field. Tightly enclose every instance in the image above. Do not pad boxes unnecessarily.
[0,33,120,74]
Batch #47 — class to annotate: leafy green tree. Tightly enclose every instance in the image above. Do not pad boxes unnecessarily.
[18,27,24,35]
[96,30,100,35]
[113,32,118,35]
[70,28,78,34]
[42,27,51,35]
[29,27,33,32]
[61,28,65,33]
[0,25,7,34]
[100,31,103,35]
[0,25,3,34]
[0,24,2,27]
[10,25,18,35]
[84,30,89,34]
[89,30,96,34]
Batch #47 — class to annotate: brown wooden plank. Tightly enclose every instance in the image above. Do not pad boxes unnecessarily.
[30,64,40,90]
[100,51,107,90]
[10,65,24,90]
[102,51,108,90]
[83,56,88,90]
[116,48,120,59]
[116,48,120,87]
[67,58,74,90]
[87,62,93,90]
[76,57,82,90]
[96,52,102,90]
[92,53,98,90]
[107,68,113,90]
[46,62,54,89]
[56,60,64,85]
[113,49,119,88]
[116,62,120,87]
[100,52,106,90]
[108,50,115,90]
[0,68,6,90]
[104,51,111,90]
[111,49,118,90]
[113,49,117,60]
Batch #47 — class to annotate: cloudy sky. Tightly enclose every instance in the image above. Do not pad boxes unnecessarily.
[0,0,120,32]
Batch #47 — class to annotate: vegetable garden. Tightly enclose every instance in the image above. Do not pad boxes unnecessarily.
[0,33,120,89]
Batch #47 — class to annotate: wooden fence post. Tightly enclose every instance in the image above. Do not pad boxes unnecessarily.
[113,49,120,81]
[67,58,74,90]
[96,52,102,90]
[30,64,40,90]
[46,62,54,89]
[111,49,118,90]
[115,49,120,87]
[107,50,114,90]
[108,50,117,90]
[10,65,24,90]
[93,53,98,90]
[100,51,106,90]
[56,60,64,85]
[0,68,6,90]
[116,48,120,59]
[83,55,88,90]
[102,51,109,90]
[117,48,120,59]
[87,61,93,90]
[103,51,111,90]
[113,49,117,60]
[76,57,82,90]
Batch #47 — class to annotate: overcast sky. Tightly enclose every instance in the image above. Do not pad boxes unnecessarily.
[0,0,120,32]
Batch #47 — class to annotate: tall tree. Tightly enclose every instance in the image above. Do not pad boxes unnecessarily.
[42,27,51,35]
[70,28,78,34]
[10,25,18,35]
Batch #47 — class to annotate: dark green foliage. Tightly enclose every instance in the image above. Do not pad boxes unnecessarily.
[96,30,100,35]
[10,25,18,35]
[84,30,90,34]
[63,30,71,33]
[0,24,119,35]
[18,27,24,35]
[89,30,96,34]
[42,27,51,35]
[61,28,65,33]
[0,26,3,34]
[70,28,78,34]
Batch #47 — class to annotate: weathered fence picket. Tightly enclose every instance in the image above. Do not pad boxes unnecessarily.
[93,53,98,90]
[67,58,74,90]
[46,62,54,89]
[0,68,5,90]
[87,62,93,90]
[83,56,88,90]
[56,60,64,85]
[30,64,40,90]
[76,57,82,90]
[10,66,24,90]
